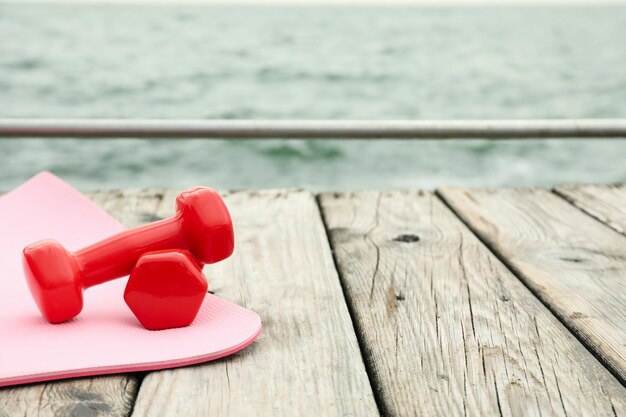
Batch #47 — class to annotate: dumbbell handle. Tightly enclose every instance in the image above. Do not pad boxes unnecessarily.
[76,214,188,288]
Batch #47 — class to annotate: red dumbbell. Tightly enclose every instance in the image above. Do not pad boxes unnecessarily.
[124,249,208,330]
[23,186,234,324]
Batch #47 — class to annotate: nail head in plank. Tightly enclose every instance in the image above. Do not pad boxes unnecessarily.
[130,190,379,417]
[438,187,626,384]
[320,190,626,417]
[555,184,626,237]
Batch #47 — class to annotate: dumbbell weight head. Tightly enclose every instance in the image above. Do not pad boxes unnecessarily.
[23,240,82,323]
[176,186,234,265]
[124,249,207,330]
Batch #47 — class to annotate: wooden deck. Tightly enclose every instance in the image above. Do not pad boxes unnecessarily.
[1,185,626,417]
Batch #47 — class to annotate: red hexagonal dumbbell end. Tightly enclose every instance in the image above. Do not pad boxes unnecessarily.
[124,249,208,331]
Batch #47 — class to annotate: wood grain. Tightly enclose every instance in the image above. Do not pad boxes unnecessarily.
[0,190,164,417]
[555,184,626,237]
[320,190,626,417]
[438,187,626,385]
[129,190,379,417]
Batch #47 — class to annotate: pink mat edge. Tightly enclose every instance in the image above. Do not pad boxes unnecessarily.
[0,325,261,387]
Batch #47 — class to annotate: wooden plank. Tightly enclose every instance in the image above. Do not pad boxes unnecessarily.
[130,190,379,417]
[438,187,626,385]
[0,190,164,417]
[319,190,626,417]
[555,184,626,237]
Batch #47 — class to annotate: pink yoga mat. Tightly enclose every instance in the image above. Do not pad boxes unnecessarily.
[0,172,261,387]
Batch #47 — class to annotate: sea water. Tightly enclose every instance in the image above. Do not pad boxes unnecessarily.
[1,4,625,190]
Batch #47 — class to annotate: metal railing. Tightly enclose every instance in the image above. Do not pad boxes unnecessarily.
[1,119,626,139]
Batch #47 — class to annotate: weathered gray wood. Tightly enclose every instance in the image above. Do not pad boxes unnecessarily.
[130,190,379,417]
[438,187,626,385]
[555,184,626,237]
[0,377,138,417]
[320,190,626,417]
[0,190,163,417]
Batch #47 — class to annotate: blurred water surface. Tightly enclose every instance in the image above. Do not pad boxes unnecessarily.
[1,4,625,190]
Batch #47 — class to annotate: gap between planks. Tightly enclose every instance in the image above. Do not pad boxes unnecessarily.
[315,193,389,417]
[554,184,626,238]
